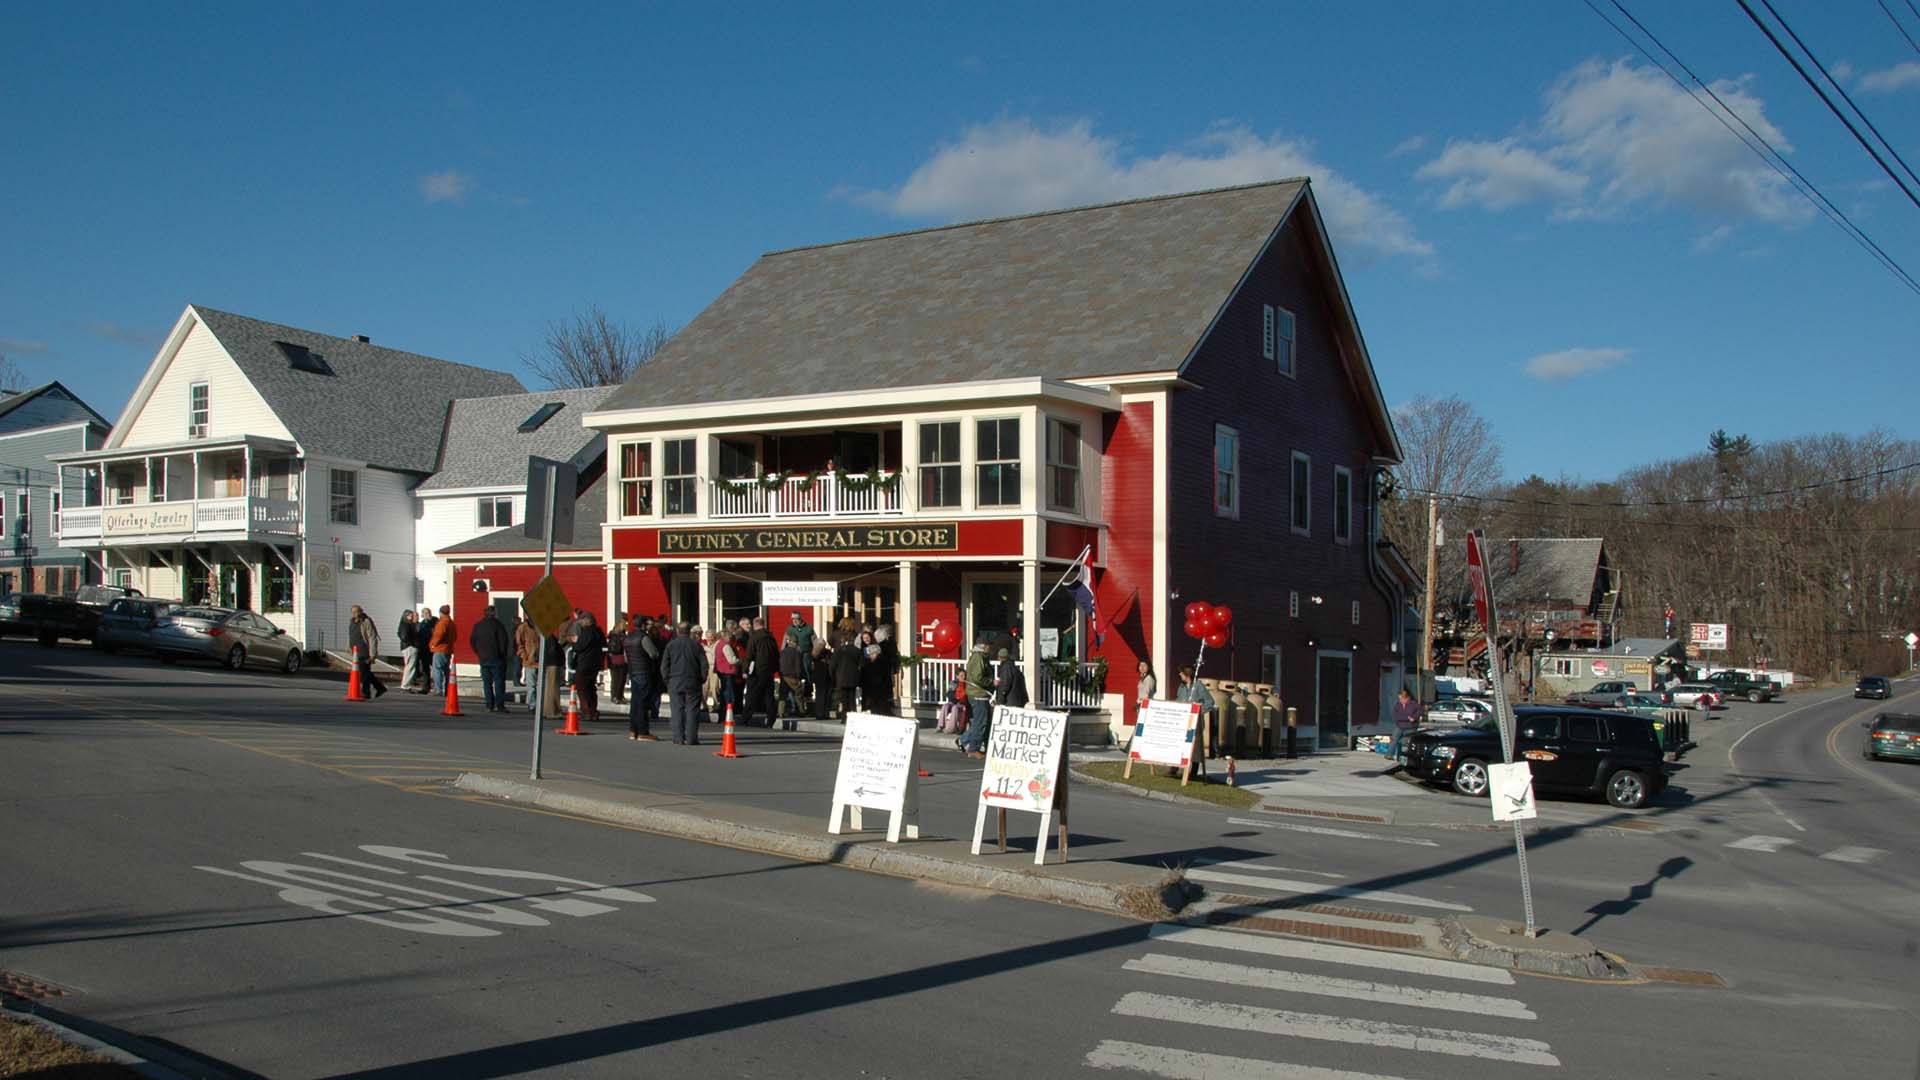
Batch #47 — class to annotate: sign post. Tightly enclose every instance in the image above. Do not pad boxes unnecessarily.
[1906,631,1916,672]
[1126,700,1200,786]
[1465,529,1538,938]
[827,712,922,842]
[972,705,1070,865]
[522,456,578,781]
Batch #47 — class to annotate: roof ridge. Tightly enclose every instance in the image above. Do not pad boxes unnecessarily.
[189,304,514,381]
[763,178,1311,258]
[451,385,611,406]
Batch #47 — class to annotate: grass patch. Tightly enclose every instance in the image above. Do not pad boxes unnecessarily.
[1077,760,1261,809]
[1,1015,145,1078]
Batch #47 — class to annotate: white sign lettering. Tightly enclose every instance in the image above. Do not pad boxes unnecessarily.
[761,580,840,607]
[1689,623,1729,650]
[827,712,921,843]
[101,503,195,537]
[1488,762,1538,822]
[972,705,1071,865]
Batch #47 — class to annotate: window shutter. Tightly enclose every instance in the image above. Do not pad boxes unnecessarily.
[1262,305,1276,361]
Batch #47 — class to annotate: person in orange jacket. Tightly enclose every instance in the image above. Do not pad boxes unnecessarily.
[429,604,457,695]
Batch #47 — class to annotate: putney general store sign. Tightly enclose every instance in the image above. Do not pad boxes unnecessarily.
[658,523,960,555]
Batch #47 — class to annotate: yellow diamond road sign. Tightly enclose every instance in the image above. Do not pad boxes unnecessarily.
[522,575,572,639]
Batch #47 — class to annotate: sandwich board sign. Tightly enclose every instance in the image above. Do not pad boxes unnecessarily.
[971,705,1071,865]
[827,712,921,843]
[1125,699,1200,785]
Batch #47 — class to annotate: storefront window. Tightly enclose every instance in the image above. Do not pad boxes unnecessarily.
[184,562,211,605]
[620,442,654,517]
[663,438,697,516]
[265,562,294,612]
[969,580,1023,647]
[918,421,961,508]
[976,418,1020,507]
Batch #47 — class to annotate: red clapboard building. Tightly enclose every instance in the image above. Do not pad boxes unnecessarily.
[585,180,1409,747]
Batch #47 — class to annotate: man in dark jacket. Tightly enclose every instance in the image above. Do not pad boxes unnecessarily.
[469,607,513,713]
[830,635,864,718]
[660,620,708,745]
[777,639,806,724]
[808,638,833,722]
[623,616,661,741]
[570,611,606,723]
[860,638,896,716]
[347,605,388,698]
[412,607,438,691]
[994,648,1029,709]
[740,616,780,729]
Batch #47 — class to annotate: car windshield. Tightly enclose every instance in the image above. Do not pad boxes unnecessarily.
[1872,715,1920,733]
[1861,678,1886,687]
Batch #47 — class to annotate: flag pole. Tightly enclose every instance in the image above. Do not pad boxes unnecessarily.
[1038,544,1092,609]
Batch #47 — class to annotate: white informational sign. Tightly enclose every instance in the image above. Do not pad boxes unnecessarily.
[1590,660,1612,677]
[1905,632,1917,648]
[972,705,1070,865]
[827,712,921,843]
[1488,761,1538,822]
[1689,623,1729,651]
[762,580,841,607]
[1038,627,1060,659]
[1129,700,1200,770]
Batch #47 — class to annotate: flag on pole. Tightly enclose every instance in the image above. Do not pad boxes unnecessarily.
[1064,550,1105,649]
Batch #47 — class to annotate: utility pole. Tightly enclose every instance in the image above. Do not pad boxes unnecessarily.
[1422,495,1438,700]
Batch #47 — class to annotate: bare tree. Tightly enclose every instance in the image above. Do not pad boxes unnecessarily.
[1381,394,1503,552]
[0,351,24,392]
[520,304,675,389]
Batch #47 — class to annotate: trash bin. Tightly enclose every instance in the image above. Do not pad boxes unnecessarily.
[1226,686,1252,755]
[1244,688,1270,756]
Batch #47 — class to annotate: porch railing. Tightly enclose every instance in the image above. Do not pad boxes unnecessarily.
[55,497,300,543]
[709,471,905,519]
[908,656,1107,711]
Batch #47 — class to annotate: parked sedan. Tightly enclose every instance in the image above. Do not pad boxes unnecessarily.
[151,607,305,673]
[1402,705,1668,809]
[1864,713,1920,762]
[93,597,181,653]
[1855,676,1892,700]
[1425,695,1494,728]
[1667,684,1722,710]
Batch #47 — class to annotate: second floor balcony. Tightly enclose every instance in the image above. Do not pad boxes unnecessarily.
[51,436,304,547]
[709,469,905,519]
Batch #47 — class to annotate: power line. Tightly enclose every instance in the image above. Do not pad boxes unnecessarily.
[1737,0,1920,212]
[1398,458,1920,508]
[1879,0,1920,58]
[1756,0,1920,196]
[1585,0,1920,296]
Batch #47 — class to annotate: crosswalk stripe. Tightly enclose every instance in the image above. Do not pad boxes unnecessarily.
[1818,845,1887,864]
[1228,817,1439,847]
[1725,835,1796,853]
[1185,869,1473,912]
[1112,992,1559,1066]
[1193,859,1346,879]
[1086,1039,1414,1080]
[1147,925,1514,985]
[1122,953,1537,1019]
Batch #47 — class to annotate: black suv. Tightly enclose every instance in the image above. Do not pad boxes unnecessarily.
[1855,676,1892,700]
[1402,705,1668,809]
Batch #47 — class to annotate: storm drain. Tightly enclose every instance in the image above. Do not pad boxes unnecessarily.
[1206,911,1426,950]
[1216,896,1419,925]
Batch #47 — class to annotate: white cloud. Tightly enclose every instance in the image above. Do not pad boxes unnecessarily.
[1691,224,1735,252]
[1387,134,1428,158]
[1417,138,1587,210]
[419,169,474,204]
[855,118,1433,261]
[1416,59,1808,226]
[1524,346,1631,381]
[1858,61,1920,94]
[0,337,49,353]
[1830,59,1855,82]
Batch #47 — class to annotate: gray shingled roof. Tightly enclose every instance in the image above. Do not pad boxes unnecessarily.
[438,473,607,555]
[594,180,1308,412]
[417,386,611,492]
[1438,537,1607,608]
[192,306,524,474]
[0,381,112,432]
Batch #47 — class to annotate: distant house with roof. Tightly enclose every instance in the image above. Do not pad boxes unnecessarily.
[575,179,1411,748]
[52,305,523,650]
[414,386,610,616]
[0,382,113,596]
[1432,536,1619,672]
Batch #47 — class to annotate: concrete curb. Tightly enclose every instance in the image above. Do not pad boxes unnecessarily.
[453,773,1189,921]
[1068,764,1256,810]
[1,997,243,1079]
[1438,914,1631,980]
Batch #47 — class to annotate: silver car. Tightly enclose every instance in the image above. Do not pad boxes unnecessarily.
[93,597,180,653]
[152,606,305,673]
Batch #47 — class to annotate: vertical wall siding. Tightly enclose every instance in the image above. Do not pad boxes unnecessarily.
[305,462,421,650]
[1094,401,1157,707]
[1168,215,1393,733]
[452,562,607,664]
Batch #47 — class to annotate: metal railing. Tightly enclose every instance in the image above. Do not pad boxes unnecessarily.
[908,656,1106,711]
[709,471,905,519]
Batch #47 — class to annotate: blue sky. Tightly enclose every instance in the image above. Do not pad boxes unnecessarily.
[3,1,1916,482]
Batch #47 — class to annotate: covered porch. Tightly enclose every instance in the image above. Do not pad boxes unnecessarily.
[53,436,303,546]
[707,426,905,519]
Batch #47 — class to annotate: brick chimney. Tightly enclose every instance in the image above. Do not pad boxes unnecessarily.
[1508,539,1521,575]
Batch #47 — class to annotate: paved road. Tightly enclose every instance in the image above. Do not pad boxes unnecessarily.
[4,641,1917,1078]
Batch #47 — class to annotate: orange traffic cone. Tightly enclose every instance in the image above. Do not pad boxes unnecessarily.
[556,684,584,735]
[441,667,465,716]
[346,646,367,701]
[713,704,740,758]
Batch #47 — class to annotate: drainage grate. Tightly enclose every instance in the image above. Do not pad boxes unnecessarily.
[1216,896,1418,925]
[1611,819,1665,832]
[1206,911,1426,949]
[0,970,71,1001]
[1637,966,1727,987]
[1260,804,1391,824]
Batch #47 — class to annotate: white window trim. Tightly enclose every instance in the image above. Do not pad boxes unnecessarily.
[1044,416,1082,514]
[1261,305,1275,362]
[477,494,514,529]
[1333,465,1354,544]
[918,419,964,510]
[187,382,210,439]
[616,439,657,520]
[1275,306,1297,378]
[1290,451,1312,536]
[50,490,60,534]
[16,489,29,538]
[329,468,358,526]
[974,414,1022,510]
[661,436,699,518]
[0,491,7,539]
[1213,424,1240,519]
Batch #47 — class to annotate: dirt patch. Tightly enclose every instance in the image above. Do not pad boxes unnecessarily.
[0,1015,143,1079]
[1076,761,1260,809]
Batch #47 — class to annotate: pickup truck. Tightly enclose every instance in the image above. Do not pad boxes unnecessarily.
[1704,670,1780,703]
[1562,680,1642,707]
[12,592,100,646]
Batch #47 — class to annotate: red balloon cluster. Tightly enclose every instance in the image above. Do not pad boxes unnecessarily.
[1182,601,1233,649]
[931,621,960,655]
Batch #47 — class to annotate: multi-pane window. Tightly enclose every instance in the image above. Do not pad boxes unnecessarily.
[1333,466,1353,543]
[265,562,295,612]
[16,490,30,537]
[50,491,60,535]
[918,421,961,509]
[329,469,358,525]
[1275,307,1296,377]
[1214,425,1239,518]
[1290,452,1310,534]
[620,442,653,517]
[663,438,697,516]
[1046,418,1081,513]
[976,418,1020,507]
[477,495,514,528]
[188,383,209,439]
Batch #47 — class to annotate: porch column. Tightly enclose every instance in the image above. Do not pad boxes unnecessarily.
[1021,558,1041,703]
[697,561,713,633]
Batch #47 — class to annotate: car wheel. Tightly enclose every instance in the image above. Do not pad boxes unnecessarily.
[225,645,247,670]
[1606,768,1651,809]
[1747,690,1765,704]
[281,649,303,674]
[1451,759,1491,798]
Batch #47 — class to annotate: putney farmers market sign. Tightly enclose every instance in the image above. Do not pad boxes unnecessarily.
[657,523,960,555]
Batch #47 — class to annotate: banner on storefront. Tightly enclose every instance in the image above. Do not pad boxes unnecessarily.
[656,522,960,556]
[101,504,194,537]
[761,580,841,606]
